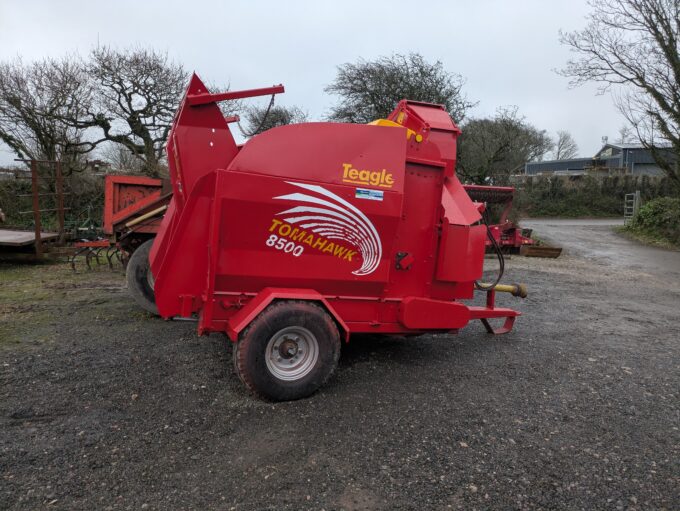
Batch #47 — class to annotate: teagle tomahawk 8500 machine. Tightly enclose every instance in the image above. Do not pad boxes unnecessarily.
[137,74,526,401]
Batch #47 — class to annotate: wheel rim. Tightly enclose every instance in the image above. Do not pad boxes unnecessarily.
[146,265,155,289]
[265,326,319,381]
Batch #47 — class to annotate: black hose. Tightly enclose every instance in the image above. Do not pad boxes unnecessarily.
[238,94,276,138]
[475,209,505,290]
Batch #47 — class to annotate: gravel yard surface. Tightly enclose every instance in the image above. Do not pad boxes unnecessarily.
[1,220,678,510]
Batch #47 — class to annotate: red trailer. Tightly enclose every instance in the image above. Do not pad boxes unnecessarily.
[103,174,170,239]
[97,174,171,312]
[133,75,527,400]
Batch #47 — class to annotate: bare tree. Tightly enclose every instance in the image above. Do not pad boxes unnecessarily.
[70,47,188,177]
[325,53,475,124]
[241,104,307,137]
[457,107,553,185]
[617,125,634,144]
[553,130,579,159]
[0,56,95,170]
[559,0,680,189]
[100,142,146,173]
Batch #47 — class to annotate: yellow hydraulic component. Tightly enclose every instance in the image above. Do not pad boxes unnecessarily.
[477,282,528,298]
[368,119,423,142]
[125,205,168,228]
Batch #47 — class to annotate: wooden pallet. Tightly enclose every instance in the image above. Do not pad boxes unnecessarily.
[519,245,563,258]
[0,229,59,247]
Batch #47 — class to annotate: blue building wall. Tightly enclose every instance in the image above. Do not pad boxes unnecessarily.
[525,158,594,175]
[525,144,667,176]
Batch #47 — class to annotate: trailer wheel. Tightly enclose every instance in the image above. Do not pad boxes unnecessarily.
[234,301,341,401]
[125,238,158,315]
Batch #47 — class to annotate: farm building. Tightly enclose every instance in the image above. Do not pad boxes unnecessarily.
[525,142,669,177]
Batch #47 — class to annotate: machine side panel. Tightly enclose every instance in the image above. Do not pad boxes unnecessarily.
[398,296,470,329]
[152,173,215,318]
[149,199,177,275]
[441,175,482,225]
[434,174,485,284]
[383,162,444,298]
[435,224,486,282]
[167,73,239,207]
[214,170,402,297]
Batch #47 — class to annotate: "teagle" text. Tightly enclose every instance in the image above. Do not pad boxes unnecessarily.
[342,163,394,188]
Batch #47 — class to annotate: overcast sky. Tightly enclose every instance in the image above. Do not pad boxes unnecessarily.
[0,0,626,166]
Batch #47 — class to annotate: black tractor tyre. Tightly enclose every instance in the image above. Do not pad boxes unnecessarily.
[125,238,159,316]
[234,301,341,401]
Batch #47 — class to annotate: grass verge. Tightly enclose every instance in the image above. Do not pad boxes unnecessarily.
[616,226,680,251]
[0,262,128,349]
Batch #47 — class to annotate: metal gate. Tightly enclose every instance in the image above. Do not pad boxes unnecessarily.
[624,190,641,225]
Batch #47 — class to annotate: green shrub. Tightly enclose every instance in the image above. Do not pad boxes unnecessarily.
[515,174,674,218]
[629,197,680,245]
[0,171,104,233]
[0,178,34,229]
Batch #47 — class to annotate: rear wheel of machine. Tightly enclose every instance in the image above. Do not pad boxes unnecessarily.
[125,238,159,316]
[234,301,341,401]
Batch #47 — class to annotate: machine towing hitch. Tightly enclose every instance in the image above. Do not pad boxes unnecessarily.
[144,73,526,400]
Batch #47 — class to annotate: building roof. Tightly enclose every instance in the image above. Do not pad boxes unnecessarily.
[524,139,673,176]
[529,157,594,166]
[605,142,646,149]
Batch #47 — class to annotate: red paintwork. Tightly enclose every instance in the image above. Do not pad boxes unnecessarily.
[221,287,350,342]
[187,85,284,106]
[469,287,517,334]
[149,74,520,340]
[74,240,110,248]
[103,175,163,235]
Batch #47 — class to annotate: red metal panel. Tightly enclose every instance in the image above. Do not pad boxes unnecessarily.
[231,123,407,194]
[149,199,177,274]
[385,162,443,298]
[442,175,482,226]
[152,173,215,317]
[103,175,163,234]
[213,169,402,298]
[398,297,470,329]
[435,224,486,282]
[388,100,462,175]
[166,73,239,208]
[402,101,462,132]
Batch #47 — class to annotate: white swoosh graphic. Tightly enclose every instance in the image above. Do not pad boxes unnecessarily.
[274,182,383,275]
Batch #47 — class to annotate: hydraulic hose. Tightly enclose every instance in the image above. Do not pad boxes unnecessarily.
[475,209,505,291]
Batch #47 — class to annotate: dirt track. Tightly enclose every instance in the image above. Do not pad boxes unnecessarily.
[523,218,680,282]
[1,222,679,510]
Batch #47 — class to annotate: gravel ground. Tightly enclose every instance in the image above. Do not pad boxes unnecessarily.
[1,225,679,510]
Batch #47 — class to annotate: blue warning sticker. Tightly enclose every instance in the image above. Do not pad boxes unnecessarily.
[355,188,384,201]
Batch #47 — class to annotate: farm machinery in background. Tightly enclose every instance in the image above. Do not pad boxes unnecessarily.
[77,174,170,313]
[463,184,534,252]
[463,184,562,258]
[66,175,170,273]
